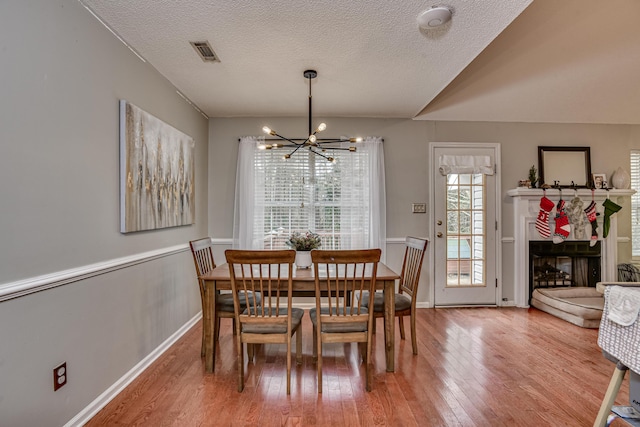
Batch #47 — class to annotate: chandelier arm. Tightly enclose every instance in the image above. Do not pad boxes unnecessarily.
[308,148,333,161]
[271,132,304,146]
[319,147,353,151]
[288,143,307,157]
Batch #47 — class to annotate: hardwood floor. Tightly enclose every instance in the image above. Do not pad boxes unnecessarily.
[86,307,630,426]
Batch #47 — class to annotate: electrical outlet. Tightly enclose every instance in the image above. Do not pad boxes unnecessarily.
[412,203,426,214]
[53,362,67,391]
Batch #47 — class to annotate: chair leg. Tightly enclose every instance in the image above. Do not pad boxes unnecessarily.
[232,318,237,335]
[201,325,206,357]
[410,312,418,355]
[594,362,628,427]
[237,337,244,392]
[365,338,373,392]
[215,317,221,342]
[316,327,322,393]
[312,324,318,362]
[317,344,323,394]
[248,344,256,362]
[296,326,303,365]
[398,315,406,340]
[286,337,292,395]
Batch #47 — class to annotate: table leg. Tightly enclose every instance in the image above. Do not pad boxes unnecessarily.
[384,281,395,372]
[204,282,217,373]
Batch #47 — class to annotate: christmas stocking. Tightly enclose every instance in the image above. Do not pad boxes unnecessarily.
[566,196,586,240]
[535,196,555,238]
[584,201,600,247]
[553,200,571,244]
[602,198,622,238]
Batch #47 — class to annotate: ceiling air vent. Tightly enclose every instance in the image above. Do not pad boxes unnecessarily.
[190,41,220,62]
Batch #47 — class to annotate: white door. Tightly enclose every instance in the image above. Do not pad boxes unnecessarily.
[431,144,499,306]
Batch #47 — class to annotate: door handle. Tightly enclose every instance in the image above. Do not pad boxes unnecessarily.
[437,232,443,238]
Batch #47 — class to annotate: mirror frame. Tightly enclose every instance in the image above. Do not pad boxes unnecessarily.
[538,146,592,188]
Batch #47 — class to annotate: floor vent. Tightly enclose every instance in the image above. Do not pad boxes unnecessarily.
[190,41,220,62]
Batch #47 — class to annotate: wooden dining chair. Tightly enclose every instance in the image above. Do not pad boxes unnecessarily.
[310,248,381,393]
[361,236,428,355]
[225,249,303,394]
[190,238,260,358]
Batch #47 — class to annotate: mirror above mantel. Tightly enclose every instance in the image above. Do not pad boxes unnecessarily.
[538,146,592,188]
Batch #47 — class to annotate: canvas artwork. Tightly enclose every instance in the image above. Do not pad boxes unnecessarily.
[120,100,195,233]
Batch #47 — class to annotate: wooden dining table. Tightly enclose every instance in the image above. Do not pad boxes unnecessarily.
[199,262,400,373]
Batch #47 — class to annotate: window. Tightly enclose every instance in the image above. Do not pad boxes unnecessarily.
[632,150,640,257]
[233,137,386,252]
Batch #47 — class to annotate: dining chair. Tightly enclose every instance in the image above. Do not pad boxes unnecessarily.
[225,249,303,394]
[189,238,261,358]
[361,236,428,355]
[310,248,381,393]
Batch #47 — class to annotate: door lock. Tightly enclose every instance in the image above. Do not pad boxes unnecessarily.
[437,232,443,238]
[437,220,442,226]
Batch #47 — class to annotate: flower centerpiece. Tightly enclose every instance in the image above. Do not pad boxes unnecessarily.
[286,231,321,268]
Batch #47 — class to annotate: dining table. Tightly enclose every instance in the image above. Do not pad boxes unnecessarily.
[199,262,401,373]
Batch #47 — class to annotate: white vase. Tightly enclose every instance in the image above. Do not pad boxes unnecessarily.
[295,251,312,269]
[611,167,631,189]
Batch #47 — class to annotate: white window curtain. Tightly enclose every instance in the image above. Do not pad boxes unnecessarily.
[438,155,494,175]
[232,136,261,249]
[232,136,386,257]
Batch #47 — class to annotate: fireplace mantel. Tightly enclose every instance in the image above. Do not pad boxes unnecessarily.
[507,188,635,307]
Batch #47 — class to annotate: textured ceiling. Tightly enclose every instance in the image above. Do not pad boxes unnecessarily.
[79,0,532,119]
[79,0,640,125]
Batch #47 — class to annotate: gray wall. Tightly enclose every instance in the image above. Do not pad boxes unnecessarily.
[208,118,639,304]
[0,1,209,425]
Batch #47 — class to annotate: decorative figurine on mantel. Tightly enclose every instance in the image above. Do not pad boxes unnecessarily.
[528,165,538,189]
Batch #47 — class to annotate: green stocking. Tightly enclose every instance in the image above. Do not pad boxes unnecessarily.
[602,198,622,238]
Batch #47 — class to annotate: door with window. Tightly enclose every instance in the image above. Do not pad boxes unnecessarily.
[431,144,499,306]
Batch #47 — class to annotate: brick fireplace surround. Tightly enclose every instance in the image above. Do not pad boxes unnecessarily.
[507,188,635,307]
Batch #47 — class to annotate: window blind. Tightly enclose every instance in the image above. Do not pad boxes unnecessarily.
[632,150,640,257]
[253,145,371,250]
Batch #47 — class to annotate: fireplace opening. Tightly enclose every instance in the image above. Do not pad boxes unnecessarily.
[529,241,601,304]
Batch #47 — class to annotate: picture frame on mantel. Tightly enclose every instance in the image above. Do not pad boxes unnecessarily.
[538,146,592,188]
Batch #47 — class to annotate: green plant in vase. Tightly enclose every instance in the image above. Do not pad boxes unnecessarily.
[285,231,322,251]
[286,231,321,269]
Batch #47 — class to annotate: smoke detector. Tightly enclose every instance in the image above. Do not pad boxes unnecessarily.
[417,6,452,29]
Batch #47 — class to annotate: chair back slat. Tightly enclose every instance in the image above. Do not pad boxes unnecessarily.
[398,237,428,298]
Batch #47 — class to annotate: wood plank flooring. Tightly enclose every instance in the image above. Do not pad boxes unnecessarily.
[86,307,630,426]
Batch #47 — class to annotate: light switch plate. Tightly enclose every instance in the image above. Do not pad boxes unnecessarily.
[412,203,426,213]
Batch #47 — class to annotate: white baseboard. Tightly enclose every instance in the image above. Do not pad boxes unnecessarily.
[64,313,201,427]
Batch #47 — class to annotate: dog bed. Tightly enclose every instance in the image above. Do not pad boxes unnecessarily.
[531,287,604,328]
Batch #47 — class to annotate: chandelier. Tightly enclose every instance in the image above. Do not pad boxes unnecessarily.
[260,70,362,162]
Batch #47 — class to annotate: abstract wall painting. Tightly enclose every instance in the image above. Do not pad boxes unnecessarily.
[120,100,195,233]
